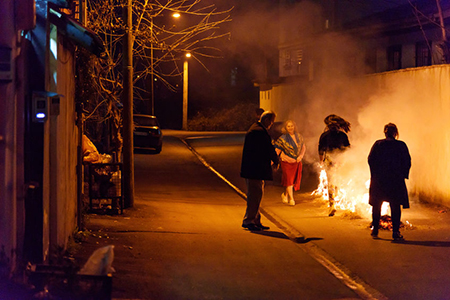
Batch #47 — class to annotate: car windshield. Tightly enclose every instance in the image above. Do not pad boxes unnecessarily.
[134,116,158,127]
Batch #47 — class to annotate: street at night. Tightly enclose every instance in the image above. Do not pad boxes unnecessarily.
[75,131,450,300]
[4,1,450,299]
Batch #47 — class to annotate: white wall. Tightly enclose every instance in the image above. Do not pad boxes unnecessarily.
[265,65,450,208]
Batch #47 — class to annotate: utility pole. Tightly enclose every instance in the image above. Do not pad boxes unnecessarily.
[182,53,190,130]
[122,0,134,208]
[182,60,188,130]
[150,19,154,115]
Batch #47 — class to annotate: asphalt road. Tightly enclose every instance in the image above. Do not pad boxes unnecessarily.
[79,131,358,300]
[76,130,450,300]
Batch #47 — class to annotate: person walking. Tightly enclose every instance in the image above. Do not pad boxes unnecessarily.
[368,123,411,241]
[240,111,279,231]
[318,114,351,216]
[274,120,306,206]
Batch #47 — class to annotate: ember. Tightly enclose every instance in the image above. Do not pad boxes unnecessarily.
[378,215,394,230]
[373,215,411,230]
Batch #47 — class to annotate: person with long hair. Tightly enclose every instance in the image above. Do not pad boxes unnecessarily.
[368,123,411,241]
[274,120,306,206]
[318,114,351,216]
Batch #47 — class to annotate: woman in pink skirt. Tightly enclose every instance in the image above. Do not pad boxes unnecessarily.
[274,120,306,206]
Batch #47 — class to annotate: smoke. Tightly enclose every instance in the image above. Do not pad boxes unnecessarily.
[278,31,450,212]
[264,1,450,214]
[215,0,450,211]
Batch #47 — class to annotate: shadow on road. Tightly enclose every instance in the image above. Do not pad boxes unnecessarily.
[295,237,324,244]
[250,230,290,240]
[249,231,324,245]
[374,237,450,247]
[391,240,450,247]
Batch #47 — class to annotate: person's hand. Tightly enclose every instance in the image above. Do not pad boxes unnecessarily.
[285,157,296,163]
[296,155,303,163]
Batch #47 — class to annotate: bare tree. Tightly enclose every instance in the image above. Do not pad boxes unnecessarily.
[409,0,450,64]
[77,0,231,155]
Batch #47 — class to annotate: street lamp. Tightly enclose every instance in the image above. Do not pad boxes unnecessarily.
[183,52,191,130]
[150,12,180,116]
[150,19,154,115]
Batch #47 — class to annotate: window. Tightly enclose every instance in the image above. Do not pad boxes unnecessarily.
[416,41,431,67]
[387,45,402,71]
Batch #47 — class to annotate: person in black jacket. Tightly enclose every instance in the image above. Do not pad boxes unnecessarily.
[318,114,351,216]
[241,111,279,231]
[368,123,411,241]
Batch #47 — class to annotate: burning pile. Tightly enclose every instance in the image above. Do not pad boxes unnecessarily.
[378,215,395,230]
[312,168,373,214]
[311,163,413,231]
[311,168,389,218]
[373,215,412,230]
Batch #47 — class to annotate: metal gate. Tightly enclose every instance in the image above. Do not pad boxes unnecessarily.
[87,163,123,214]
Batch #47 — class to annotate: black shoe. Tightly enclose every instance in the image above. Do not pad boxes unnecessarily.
[256,224,270,230]
[393,232,404,241]
[371,229,379,239]
[242,224,262,231]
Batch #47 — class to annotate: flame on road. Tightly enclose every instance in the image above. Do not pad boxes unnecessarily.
[311,167,389,217]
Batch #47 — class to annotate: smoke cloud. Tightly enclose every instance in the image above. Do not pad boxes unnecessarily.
[261,1,450,213]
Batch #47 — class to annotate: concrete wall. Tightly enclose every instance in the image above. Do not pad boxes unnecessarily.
[43,28,78,258]
[0,0,21,275]
[265,65,450,208]
[54,38,77,248]
[1,0,79,274]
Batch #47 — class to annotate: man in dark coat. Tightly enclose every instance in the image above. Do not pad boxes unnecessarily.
[318,114,351,216]
[241,111,279,231]
[368,123,411,241]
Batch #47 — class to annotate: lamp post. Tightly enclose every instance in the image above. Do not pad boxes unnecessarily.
[182,52,191,130]
[123,0,134,208]
[150,19,154,115]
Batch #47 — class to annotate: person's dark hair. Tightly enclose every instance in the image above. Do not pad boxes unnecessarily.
[384,123,399,139]
[324,114,351,133]
[260,111,276,123]
[255,108,265,118]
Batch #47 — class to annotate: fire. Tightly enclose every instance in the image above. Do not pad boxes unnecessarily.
[311,169,329,200]
[311,167,389,217]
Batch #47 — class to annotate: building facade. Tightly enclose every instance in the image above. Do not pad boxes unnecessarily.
[0,0,102,278]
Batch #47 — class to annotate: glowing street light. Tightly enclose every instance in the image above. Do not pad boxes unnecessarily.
[183,52,191,130]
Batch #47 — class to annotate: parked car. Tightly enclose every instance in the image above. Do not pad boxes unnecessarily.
[133,114,162,153]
